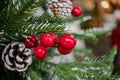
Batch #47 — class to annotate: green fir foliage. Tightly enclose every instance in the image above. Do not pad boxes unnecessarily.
[0,0,65,36]
[52,47,120,80]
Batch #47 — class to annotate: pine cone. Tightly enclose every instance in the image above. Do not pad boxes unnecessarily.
[2,42,32,72]
[45,0,73,19]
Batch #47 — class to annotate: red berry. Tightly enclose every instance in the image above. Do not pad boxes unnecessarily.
[51,33,58,44]
[72,6,82,17]
[59,34,76,49]
[40,33,57,47]
[57,46,72,55]
[34,45,47,60]
[24,34,38,48]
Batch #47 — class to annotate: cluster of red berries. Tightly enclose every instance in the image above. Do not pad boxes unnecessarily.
[24,33,76,60]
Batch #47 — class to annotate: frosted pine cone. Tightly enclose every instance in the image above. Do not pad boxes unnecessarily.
[2,42,32,72]
[45,0,73,19]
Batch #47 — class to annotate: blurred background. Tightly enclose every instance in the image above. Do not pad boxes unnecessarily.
[70,0,120,57]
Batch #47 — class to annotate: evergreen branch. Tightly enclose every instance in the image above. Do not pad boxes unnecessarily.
[27,68,42,80]
[8,0,46,16]
[20,22,66,34]
[73,28,109,43]
[12,0,47,20]
[0,0,46,31]
[0,0,66,36]
[10,0,46,19]
[6,0,32,17]
[0,20,64,36]
[30,13,65,24]
[52,48,118,80]
[27,59,57,80]
[26,59,43,80]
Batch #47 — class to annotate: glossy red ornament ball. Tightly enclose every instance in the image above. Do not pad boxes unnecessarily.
[57,46,72,55]
[59,34,76,49]
[72,6,82,17]
[24,34,38,48]
[34,45,47,60]
[40,33,57,47]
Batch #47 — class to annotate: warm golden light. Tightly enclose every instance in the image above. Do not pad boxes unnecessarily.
[101,1,110,9]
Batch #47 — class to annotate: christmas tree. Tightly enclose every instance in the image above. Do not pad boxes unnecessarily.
[0,0,120,80]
